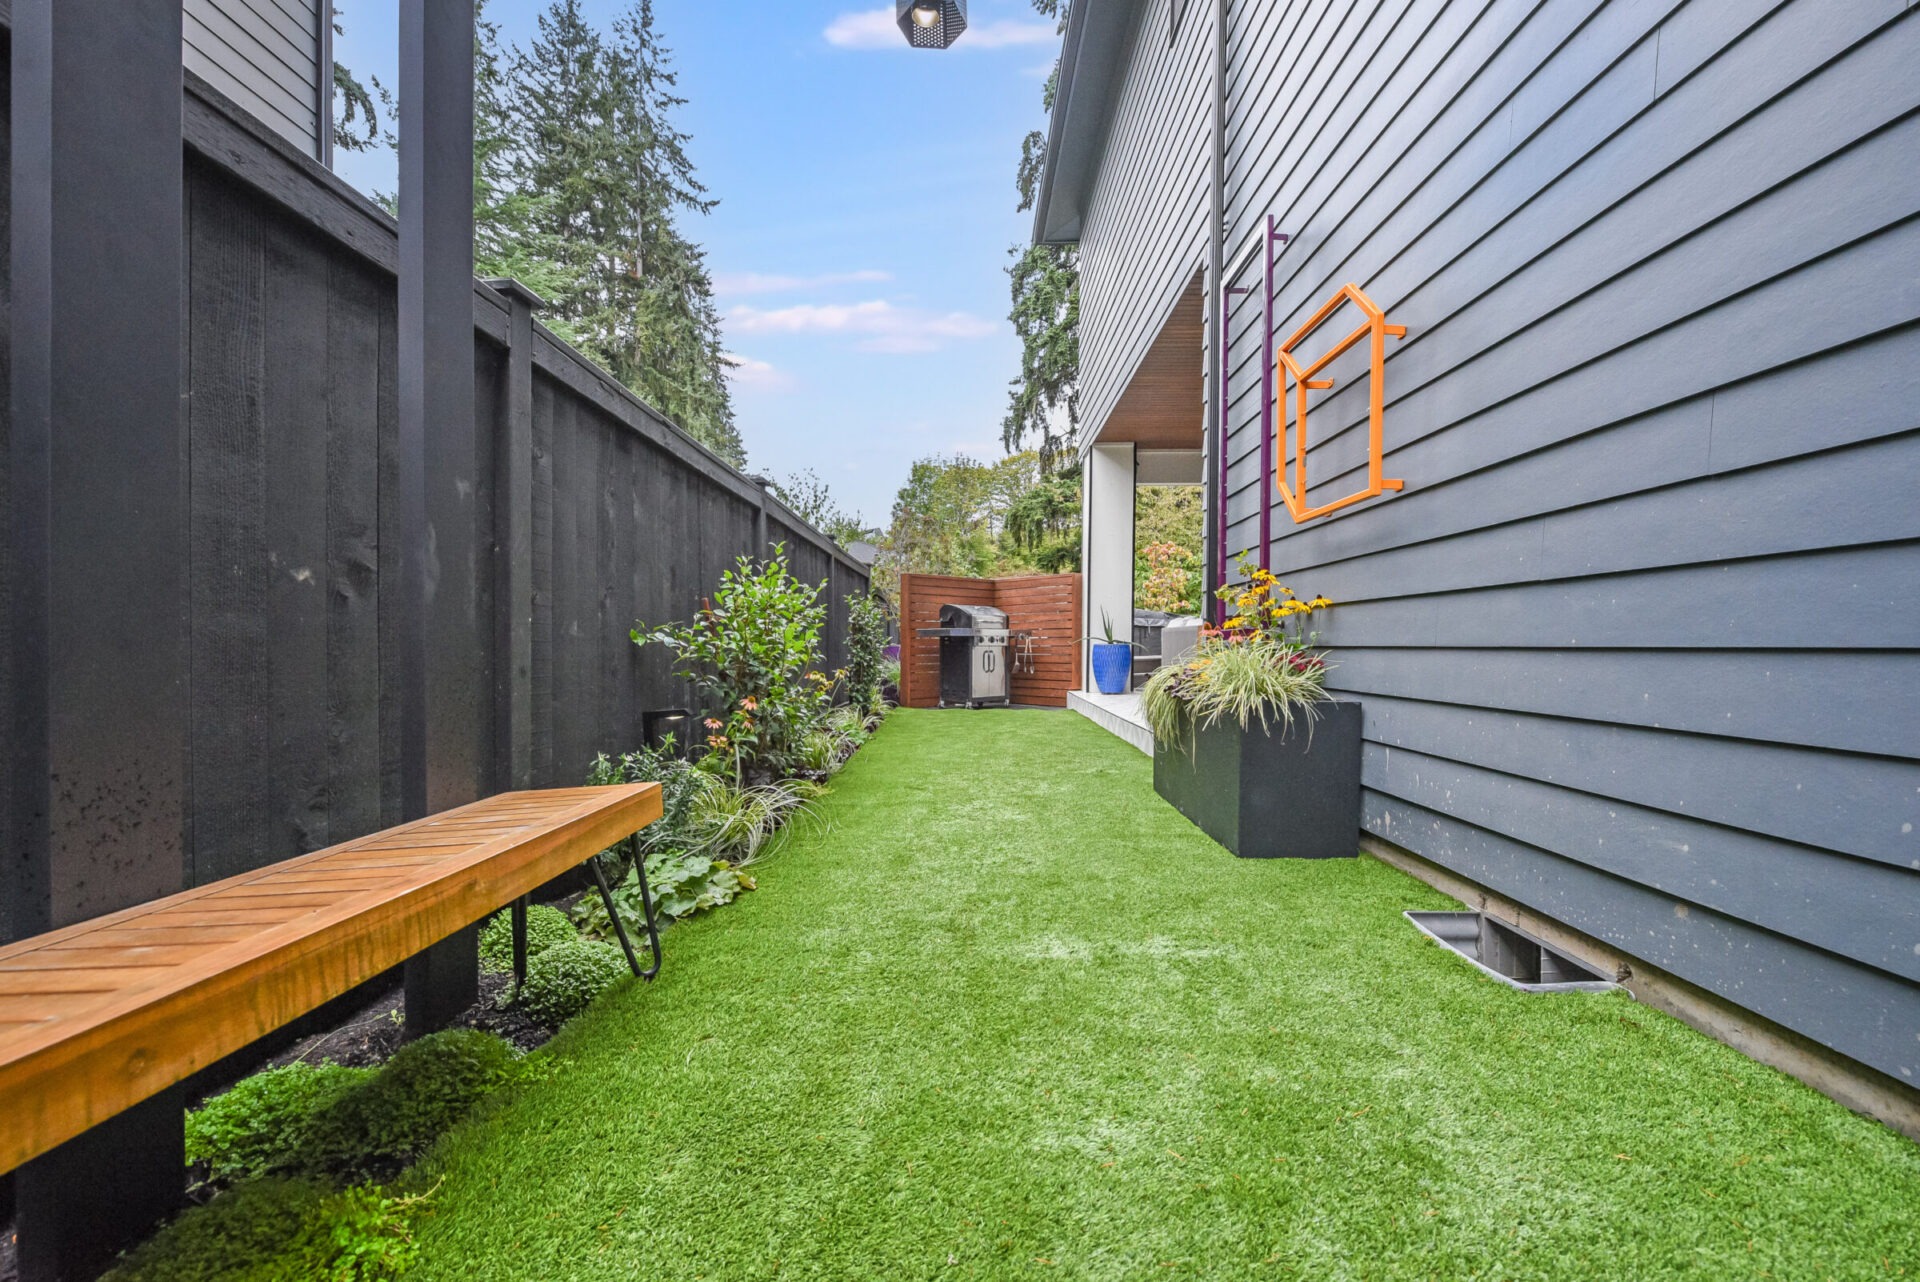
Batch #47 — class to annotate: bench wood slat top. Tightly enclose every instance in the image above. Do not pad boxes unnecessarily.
[0,784,661,1176]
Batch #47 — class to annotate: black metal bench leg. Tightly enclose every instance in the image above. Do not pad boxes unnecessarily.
[588,834,661,981]
[629,833,663,980]
[511,895,529,988]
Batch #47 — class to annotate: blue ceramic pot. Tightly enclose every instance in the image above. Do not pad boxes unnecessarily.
[1091,642,1133,694]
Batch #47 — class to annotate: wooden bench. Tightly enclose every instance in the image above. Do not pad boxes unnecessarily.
[0,784,660,1192]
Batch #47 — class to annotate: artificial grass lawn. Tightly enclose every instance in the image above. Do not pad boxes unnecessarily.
[410,709,1920,1279]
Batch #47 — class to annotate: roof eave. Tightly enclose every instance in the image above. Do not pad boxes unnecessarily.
[1029,0,1141,247]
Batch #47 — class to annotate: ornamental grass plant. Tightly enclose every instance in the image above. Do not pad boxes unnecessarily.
[1142,555,1334,748]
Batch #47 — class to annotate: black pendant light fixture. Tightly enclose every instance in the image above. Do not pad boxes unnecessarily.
[897,0,967,49]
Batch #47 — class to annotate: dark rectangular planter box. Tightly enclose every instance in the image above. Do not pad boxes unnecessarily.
[1153,699,1362,859]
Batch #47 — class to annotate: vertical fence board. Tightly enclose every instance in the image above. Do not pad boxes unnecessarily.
[262,220,331,855]
[187,174,272,884]
[324,255,383,841]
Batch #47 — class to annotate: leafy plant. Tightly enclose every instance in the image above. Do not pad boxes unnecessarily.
[1143,557,1334,751]
[572,846,757,942]
[797,727,843,777]
[1136,540,1200,614]
[845,590,891,717]
[185,1063,371,1186]
[1142,633,1330,750]
[318,1184,430,1281]
[296,1031,519,1178]
[590,743,705,857]
[105,1177,426,1282]
[477,904,576,975]
[685,773,824,864]
[1215,555,1332,643]
[516,940,632,1027]
[645,851,754,920]
[632,550,830,779]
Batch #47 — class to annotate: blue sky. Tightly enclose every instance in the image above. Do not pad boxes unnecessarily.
[332,0,1059,528]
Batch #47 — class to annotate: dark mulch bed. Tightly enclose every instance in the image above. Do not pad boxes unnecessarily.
[262,969,553,1071]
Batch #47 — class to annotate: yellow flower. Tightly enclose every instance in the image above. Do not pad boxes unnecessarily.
[1309,596,1333,609]
[1223,615,1249,629]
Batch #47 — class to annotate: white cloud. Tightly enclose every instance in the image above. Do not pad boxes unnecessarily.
[823,8,1057,51]
[967,19,1064,49]
[722,353,795,391]
[729,299,997,354]
[713,269,893,297]
[823,9,899,49]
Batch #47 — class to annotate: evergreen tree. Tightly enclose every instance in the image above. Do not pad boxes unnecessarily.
[510,1,744,465]
[1003,2,1079,472]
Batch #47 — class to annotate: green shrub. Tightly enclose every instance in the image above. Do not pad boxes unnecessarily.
[589,742,706,857]
[186,1062,371,1185]
[845,590,890,716]
[297,1029,518,1176]
[631,549,830,777]
[104,1177,423,1282]
[516,939,630,1027]
[476,903,575,974]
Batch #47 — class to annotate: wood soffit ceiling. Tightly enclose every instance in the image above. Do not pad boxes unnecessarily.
[1094,273,1204,450]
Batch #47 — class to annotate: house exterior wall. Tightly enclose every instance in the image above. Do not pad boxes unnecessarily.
[184,0,325,160]
[1074,0,1213,452]
[1073,0,1920,1090]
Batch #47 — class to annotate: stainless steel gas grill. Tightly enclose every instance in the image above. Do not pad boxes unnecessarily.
[916,603,1012,708]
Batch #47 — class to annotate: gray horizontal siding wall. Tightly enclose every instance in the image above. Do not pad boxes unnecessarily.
[1208,0,1920,1085]
[185,0,323,159]
[1075,0,1213,451]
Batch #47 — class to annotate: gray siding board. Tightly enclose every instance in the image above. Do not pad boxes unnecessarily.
[1279,429,1920,604]
[1076,0,1212,446]
[1291,79,1920,491]
[183,0,322,157]
[1365,794,1920,1084]
[1361,694,1920,870]
[1365,742,1920,982]
[1318,543,1920,652]
[1326,648,1920,759]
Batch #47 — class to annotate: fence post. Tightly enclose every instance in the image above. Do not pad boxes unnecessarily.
[487,280,542,793]
[9,3,191,1270]
[399,0,479,1035]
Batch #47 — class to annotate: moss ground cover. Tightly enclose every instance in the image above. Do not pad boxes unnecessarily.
[408,709,1920,1279]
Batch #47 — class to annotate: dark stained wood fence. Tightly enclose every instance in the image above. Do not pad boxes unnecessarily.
[0,72,867,941]
[898,574,1081,708]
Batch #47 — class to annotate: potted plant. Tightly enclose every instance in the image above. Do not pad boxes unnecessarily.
[1089,608,1133,694]
[1141,559,1359,858]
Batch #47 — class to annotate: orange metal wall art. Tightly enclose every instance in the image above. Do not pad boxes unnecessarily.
[1273,283,1406,522]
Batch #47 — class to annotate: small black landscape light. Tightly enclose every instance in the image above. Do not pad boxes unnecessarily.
[897,0,967,49]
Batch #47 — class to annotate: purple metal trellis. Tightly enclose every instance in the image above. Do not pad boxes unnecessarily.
[1214,219,1289,623]
[1216,282,1248,623]
[1259,215,1289,575]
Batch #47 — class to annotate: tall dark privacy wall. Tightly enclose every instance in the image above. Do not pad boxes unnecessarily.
[0,72,866,942]
[1202,2,1919,1086]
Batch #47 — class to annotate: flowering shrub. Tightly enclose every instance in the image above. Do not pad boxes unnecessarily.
[1217,558,1332,643]
[1142,555,1334,748]
[632,548,832,780]
[1137,541,1200,614]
